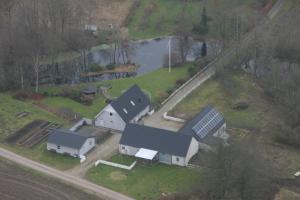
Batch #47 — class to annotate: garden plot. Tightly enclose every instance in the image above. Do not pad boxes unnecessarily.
[6,120,61,148]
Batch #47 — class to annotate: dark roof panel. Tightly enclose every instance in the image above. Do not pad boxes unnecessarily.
[179,105,225,141]
[120,124,193,157]
[47,129,93,149]
[111,84,150,123]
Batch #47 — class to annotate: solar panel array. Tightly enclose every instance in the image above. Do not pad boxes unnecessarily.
[192,109,223,139]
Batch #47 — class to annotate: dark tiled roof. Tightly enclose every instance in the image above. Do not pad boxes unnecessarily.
[120,124,193,157]
[111,84,150,123]
[47,129,94,149]
[179,105,225,142]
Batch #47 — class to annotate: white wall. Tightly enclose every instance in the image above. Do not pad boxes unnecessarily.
[185,137,199,165]
[131,105,150,123]
[171,156,185,166]
[119,144,139,156]
[47,143,79,157]
[79,137,95,156]
[95,104,126,131]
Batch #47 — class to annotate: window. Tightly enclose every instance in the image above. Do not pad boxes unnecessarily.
[57,145,61,150]
[110,112,113,116]
[130,100,135,106]
[176,157,180,162]
[123,108,128,114]
[122,146,125,150]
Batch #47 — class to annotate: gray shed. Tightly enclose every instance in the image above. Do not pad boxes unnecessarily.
[47,129,95,157]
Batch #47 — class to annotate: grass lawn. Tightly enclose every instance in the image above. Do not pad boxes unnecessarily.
[170,71,269,131]
[86,154,202,200]
[128,0,261,39]
[41,96,106,119]
[170,71,300,178]
[0,93,66,140]
[39,65,191,118]
[0,93,78,170]
[1,142,79,170]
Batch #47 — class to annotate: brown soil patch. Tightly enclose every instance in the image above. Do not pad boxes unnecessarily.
[0,159,101,200]
[274,188,300,200]
[110,171,127,181]
[89,0,134,27]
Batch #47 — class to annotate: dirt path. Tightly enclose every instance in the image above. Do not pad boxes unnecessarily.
[0,147,134,200]
[144,0,287,131]
[67,133,121,178]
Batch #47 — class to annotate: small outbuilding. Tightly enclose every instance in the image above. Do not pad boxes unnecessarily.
[95,84,150,131]
[47,129,95,158]
[81,86,98,96]
[119,124,199,166]
[179,105,228,150]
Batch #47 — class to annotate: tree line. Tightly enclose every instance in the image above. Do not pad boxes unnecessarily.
[0,0,99,92]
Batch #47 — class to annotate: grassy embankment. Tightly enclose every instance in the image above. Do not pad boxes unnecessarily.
[86,154,201,200]
[128,0,261,39]
[169,71,300,178]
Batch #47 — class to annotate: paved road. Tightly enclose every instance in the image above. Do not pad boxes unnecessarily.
[144,65,215,130]
[144,0,287,131]
[0,147,134,200]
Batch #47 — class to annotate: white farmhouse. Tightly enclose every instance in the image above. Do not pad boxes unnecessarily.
[47,129,95,158]
[119,124,199,167]
[95,84,150,131]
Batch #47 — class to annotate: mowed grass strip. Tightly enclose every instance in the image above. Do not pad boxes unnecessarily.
[1,142,79,170]
[86,154,201,200]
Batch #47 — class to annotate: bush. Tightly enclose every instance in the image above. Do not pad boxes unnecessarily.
[232,101,249,110]
[89,63,104,72]
[163,53,182,67]
[59,87,80,99]
[167,88,175,95]
[106,64,116,70]
[14,90,44,101]
[274,125,300,148]
[176,78,186,87]
[188,66,197,77]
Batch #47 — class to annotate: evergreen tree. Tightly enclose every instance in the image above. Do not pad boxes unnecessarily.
[201,7,208,27]
[201,41,207,57]
[193,6,209,35]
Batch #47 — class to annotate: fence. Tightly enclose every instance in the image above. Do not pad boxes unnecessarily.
[95,160,137,170]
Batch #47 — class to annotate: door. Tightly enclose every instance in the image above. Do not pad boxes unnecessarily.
[158,152,172,164]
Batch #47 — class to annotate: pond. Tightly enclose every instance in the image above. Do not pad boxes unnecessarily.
[88,36,219,76]
[40,37,221,84]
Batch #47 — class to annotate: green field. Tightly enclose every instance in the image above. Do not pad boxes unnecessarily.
[170,72,268,131]
[40,65,190,118]
[128,0,261,39]
[170,71,300,178]
[0,93,66,140]
[86,154,202,200]
[0,93,78,170]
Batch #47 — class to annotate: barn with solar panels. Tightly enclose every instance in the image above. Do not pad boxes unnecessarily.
[179,105,228,149]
